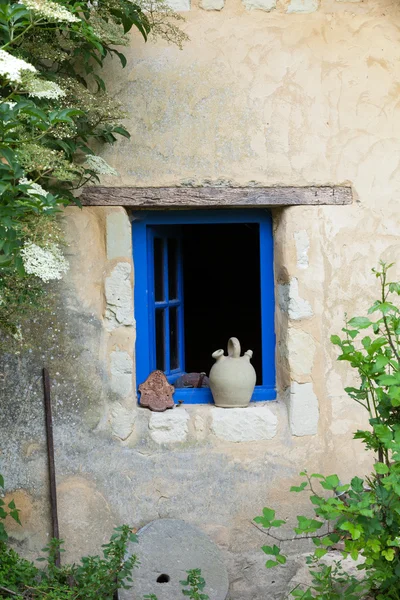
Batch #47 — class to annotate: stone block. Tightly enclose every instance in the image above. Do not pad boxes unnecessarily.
[294,230,310,268]
[200,0,224,9]
[287,0,318,13]
[165,0,190,10]
[211,406,278,442]
[110,402,136,440]
[278,278,313,320]
[288,382,319,436]
[104,262,134,330]
[149,408,190,443]
[110,350,133,397]
[242,0,276,10]
[106,211,132,260]
[287,328,316,377]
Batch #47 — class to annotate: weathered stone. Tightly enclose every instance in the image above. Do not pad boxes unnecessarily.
[242,0,276,11]
[200,0,224,10]
[104,262,134,330]
[278,278,313,320]
[287,328,316,377]
[139,370,175,412]
[122,519,229,600]
[110,402,136,440]
[149,409,190,443]
[288,382,319,436]
[287,0,319,13]
[106,211,131,260]
[194,413,207,440]
[211,406,278,442]
[110,350,133,397]
[294,230,310,268]
[165,0,190,10]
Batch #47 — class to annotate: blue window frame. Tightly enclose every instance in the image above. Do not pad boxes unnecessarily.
[132,209,276,404]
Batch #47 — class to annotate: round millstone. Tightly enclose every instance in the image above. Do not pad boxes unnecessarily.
[120,518,229,600]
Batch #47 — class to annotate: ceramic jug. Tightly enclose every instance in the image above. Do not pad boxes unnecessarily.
[209,337,256,408]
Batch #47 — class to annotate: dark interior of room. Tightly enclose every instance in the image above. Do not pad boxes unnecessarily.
[182,223,262,384]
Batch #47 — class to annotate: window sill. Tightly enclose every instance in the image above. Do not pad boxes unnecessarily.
[172,386,276,404]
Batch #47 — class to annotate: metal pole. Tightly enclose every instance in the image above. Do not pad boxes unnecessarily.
[42,367,61,568]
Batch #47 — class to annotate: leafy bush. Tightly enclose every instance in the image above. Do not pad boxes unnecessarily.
[0,0,186,339]
[255,262,400,599]
[0,476,140,598]
[0,474,139,598]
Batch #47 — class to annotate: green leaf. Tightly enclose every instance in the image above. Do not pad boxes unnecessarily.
[290,482,308,493]
[350,476,364,493]
[382,548,395,561]
[262,545,276,555]
[348,317,372,329]
[0,474,3,488]
[314,548,328,559]
[262,508,275,521]
[265,559,278,568]
[331,335,341,345]
[276,554,286,564]
[374,462,389,474]
[320,474,340,490]
[270,519,286,527]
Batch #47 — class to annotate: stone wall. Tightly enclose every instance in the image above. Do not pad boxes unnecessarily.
[2,0,400,598]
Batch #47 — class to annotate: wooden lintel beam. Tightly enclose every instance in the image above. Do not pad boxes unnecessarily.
[80,186,352,207]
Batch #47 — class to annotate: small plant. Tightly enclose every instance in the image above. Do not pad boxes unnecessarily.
[180,569,209,600]
[255,262,400,599]
[0,475,139,598]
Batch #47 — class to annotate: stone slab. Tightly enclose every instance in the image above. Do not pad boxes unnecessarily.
[200,0,224,9]
[278,278,313,320]
[287,0,319,13]
[110,350,133,397]
[104,262,134,330]
[288,382,319,436]
[106,211,132,260]
[165,0,190,10]
[211,406,278,442]
[122,519,229,600]
[149,408,190,443]
[286,328,316,377]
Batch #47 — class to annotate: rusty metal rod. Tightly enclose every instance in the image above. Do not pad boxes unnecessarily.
[42,367,61,568]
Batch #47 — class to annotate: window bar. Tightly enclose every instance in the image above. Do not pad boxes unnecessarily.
[163,237,170,376]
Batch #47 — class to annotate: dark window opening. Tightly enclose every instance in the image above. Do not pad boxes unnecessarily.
[182,223,262,385]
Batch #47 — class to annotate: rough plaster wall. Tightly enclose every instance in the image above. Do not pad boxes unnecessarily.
[2,1,400,599]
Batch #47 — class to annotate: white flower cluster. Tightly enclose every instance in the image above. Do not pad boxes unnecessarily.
[0,49,36,83]
[19,177,48,197]
[22,0,80,22]
[21,242,69,282]
[84,155,118,176]
[26,78,65,99]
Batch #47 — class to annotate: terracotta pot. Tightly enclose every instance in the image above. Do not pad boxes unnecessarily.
[209,337,256,408]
